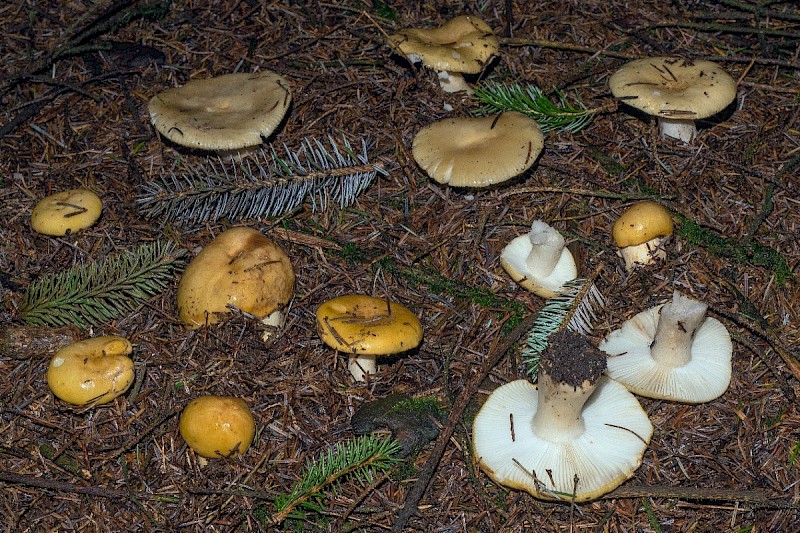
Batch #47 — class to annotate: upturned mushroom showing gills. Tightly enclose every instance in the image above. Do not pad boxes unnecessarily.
[47,336,135,406]
[30,188,103,236]
[500,220,578,298]
[472,330,653,502]
[612,200,674,271]
[179,395,256,459]
[316,294,423,381]
[599,291,733,403]
[609,57,737,142]
[388,15,499,93]
[177,226,295,342]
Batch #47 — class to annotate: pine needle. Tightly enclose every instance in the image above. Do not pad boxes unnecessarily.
[271,435,402,525]
[137,136,386,226]
[521,276,605,378]
[17,241,185,329]
[473,82,598,133]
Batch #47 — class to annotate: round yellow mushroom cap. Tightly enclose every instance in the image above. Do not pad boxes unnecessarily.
[179,396,256,459]
[47,336,134,406]
[31,189,102,236]
[316,295,423,356]
[612,201,674,247]
[177,226,295,330]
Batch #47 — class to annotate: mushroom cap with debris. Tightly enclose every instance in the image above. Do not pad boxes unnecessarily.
[148,71,291,151]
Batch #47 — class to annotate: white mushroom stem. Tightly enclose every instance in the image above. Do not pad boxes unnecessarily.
[651,291,708,367]
[437,70,471,93]
[348,355,377,381]
[260,309,286,343]
[619,237,667,271]
[525,220,566,277]
[658,118,697,143]
[530,370,596,441]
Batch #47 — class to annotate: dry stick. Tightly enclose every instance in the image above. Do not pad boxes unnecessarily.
[603,485,789,507]
[649,20,800,39]
[392,311,538,532]
[0,471,129,500]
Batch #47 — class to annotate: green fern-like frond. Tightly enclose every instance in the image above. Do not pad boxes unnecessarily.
[522,279,605,378]
[271,435,402,524]
[473,82,596,133]
[137,136,386,226]
[17,241,185,329]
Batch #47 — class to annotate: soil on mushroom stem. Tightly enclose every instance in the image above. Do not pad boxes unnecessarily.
[540,330,606,388]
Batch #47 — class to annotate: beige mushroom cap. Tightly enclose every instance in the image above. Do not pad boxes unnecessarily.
[148,71,291,151]
[47,336,134,406]
[30,189,103,236]
[612,201,674,248]
[179,396,256,458]
[177,227,295,332]
[412,112,544,187]
[609,57,736,119]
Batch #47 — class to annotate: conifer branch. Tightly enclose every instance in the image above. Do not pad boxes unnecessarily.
[473,82,605,133]
[270,435,402,525]
[17,241,185,329]
[137,136,386,226]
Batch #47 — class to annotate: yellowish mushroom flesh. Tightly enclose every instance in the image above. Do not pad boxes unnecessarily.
[30,189,103,236]
[46,336,134,406]
[179,396,256,459]
[612,201,674,270]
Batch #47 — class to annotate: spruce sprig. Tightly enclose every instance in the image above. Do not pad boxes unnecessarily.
[271,435,402,525]
[137,136,386,226]
[522,278,605,378]
[473,82,597,133]
[17,240,185,329]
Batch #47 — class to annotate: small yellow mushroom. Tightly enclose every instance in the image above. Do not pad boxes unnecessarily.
[46,336,134,406]
[31,189,103,236]
[179,396,256,459]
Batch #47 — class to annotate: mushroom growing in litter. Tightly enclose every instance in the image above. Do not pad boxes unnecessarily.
[179,395,256,459]
[412,112,544,187]
[500,220,578,298]
[148,71,291,154]
[47,336,135,406]
[472,330,653,502]
[316,294,423,381]
[177,226,295,342]
[30,188,103,236]
[609,57,737,142]
[388,15,499,93]
[612,200,674,271]
[599,291,733,403]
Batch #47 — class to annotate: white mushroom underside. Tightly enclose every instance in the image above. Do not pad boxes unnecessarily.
[473,378,652,501]
[501,234,577,297]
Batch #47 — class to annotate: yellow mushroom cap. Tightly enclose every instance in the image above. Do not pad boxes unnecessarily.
[30,189,103,236]
[46,336,134,406]
[177,226,295,329]
[316,295,423,356]
[612,201,674,248]
[179,396,256,458]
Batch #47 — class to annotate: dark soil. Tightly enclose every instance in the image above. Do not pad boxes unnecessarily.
[540,329,606,388]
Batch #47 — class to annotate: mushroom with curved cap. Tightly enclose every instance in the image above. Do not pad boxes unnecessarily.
[388,15,499,93]
[598,291,733,403]
[179,395,256,459]
[612,200,674,271]
[148,71,291,153]
[609,57,737,142]
[47,336,135,406]
[31,188,103,236]
[412,112,544,187]
[500,220,578,298]
[316,294,423,381]
[472,330,653,502]
[177,226,295,342]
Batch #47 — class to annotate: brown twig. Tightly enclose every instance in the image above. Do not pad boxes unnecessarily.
[604,484,791,508]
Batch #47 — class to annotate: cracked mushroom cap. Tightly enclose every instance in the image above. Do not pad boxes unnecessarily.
[388,15,499,75]
[412,112,544,187]
[177,226,295,332]
[148,71,291,151]
[609,57,736,121]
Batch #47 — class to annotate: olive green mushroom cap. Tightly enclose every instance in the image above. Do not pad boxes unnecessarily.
[30,189,103,236]
[148,71,291,151]
[412,112,544,187]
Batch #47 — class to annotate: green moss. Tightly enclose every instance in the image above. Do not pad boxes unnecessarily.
[389,395,445,419]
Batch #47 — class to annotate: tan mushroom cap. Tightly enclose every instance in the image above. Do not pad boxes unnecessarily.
[31,189,103,236]
[316,295,423,355]
[148,71,291,151]
[612,201,674,248]
[412,112,544,187]
[179,396,256,458]
[177,226,295,331]
[609,57,737,120]
[388,15,499,75]
[47,336,134,406]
